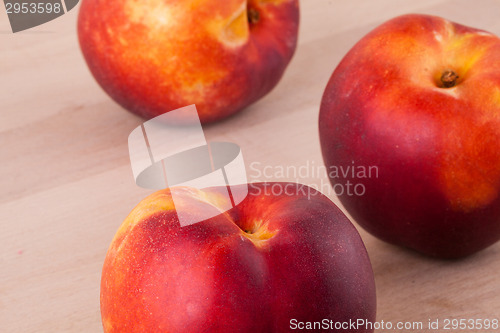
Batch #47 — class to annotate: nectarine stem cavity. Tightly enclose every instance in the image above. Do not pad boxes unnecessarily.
[440,70,459,88]
[248,8,260,24]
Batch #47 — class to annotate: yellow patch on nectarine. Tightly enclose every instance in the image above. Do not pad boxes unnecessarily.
[441,34,486,81]
[110,187,237,254]
[211,2,249,47]
[241,219,276,248]
[112,190,176,251]
[440,165,498,212]
[439,122,500,212]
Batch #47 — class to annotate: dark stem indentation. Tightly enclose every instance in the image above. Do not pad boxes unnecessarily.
[441,70,459,88]
[248,8,260,25]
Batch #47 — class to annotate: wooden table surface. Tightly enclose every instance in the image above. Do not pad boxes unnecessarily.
[1,0,499,332]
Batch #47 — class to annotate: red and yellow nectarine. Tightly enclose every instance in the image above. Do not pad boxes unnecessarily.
[78,0,299,123]
[319,14,500,258]
[100,183,376,332]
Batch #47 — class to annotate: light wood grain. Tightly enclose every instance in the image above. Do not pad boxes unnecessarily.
[1,0,499,332]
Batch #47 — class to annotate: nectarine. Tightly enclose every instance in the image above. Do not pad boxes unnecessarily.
[101,183,376,332]
[78,0,299,123]
[319,14,500,258]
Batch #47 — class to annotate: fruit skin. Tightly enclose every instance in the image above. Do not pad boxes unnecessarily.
[77,0,299,123]
[100,183,376,332]
[319,14,500,258]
